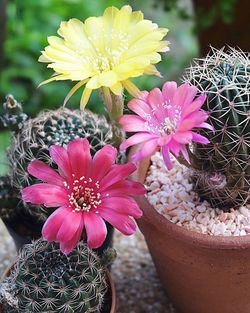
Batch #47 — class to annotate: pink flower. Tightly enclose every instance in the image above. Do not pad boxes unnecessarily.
[22,138,145,254]
[120,81,213,169]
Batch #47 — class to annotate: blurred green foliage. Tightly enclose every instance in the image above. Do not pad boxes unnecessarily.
[0,0,198,173]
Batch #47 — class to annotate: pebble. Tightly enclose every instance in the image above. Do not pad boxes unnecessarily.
[146,152,250,237]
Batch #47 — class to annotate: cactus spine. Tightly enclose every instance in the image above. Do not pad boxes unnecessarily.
[0,239,114,313]
[184,47,250,209]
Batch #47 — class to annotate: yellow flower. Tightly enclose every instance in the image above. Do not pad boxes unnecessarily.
[39,5,170,109]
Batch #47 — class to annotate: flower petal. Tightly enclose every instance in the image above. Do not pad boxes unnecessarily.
[22,184,68,207]
[127,98,152,118]
[161,145,173,170]
[100,163,137,190]
[173,131,193,144]
[99,209,137,235]
[162,81,177,103]
[92,145,117,181]
[191,132,210,144]
[67,138,91,178]
[101,180,146,197]
[56,211,84,242]
[49,145,72,179]
[182,94,206,117]
[172,83,197,108]
[28,160,65,186]
[131,138,158,162]
[42,206,71,241]
[84,212,107,249]
[100,197,142,218]
[120,132,157,152]
[119,115,148,132]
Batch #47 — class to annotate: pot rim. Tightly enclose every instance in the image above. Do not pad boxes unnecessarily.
[1,264,116,313]
[129,146,250,250]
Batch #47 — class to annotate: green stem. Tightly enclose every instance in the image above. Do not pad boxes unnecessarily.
[100,87,125,148]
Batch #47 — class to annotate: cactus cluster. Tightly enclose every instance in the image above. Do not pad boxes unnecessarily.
[184,47,250,209]
[0,239,115,313]
[5,106,113,220]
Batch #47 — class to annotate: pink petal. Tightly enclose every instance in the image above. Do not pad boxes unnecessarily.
[182,94,206,117]
[92,145,117,181]
[42,206,71,241]
[180,145,190,163]
[162,81,177,103]
[119,115,147,132]
[56,211,84,242]
[100,163,137,191]
[161,145,173,170]
[101,180,146,197]
[60,218,84,254]
[168,140,181,156]
[84,212,107,249]
[127,98,152,118]
[178,119,196,132]
[22,184,68,207]
[99,209,137,236]
[138,90,149,101]
[172,83,197,108]
[49,145,72,179]
[100,197,142,218]
[173,131,193,144]
[131,139,158,162]
[185,110,209,125]
[197,122,214,132]
[120,132,158,152]
[28,160,64,186]
[157,134,172,146]
[67,138,91,179]
[191,132,210,144]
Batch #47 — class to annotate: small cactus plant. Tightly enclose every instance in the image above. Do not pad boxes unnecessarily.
[184,47,250,209]
[0,238,115,313]
[5,105,113,220]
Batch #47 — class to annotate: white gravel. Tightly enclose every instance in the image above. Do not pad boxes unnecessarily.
[146,152,250,236]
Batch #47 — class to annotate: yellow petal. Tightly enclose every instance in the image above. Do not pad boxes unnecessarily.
[38,53,50,63]
[110,82,123,96]
[38,74,70,87]
[63,79,88,106]
[144,64,162,77]
[80,87,92,110]
[99,71,118,87]
[86,75,101,89]
[122,80,141,98]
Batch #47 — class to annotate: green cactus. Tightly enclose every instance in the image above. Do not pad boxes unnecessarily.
[0,238,115,313]
[0,176,20,221]
[6,107,113,219]
[0,95,28,133]
[184,46,250,209]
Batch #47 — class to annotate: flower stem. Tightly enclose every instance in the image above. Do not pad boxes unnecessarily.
[101,87,125,148]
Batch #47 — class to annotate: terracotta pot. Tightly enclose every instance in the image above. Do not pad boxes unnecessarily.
[0,265,116,313]
[130,148,250,313]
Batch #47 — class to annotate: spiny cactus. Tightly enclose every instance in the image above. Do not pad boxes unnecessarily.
[6,107,113,219]
[0,176,20,221]
[0,238,115,313]
[184,46,250,209]
[0,95,28,133]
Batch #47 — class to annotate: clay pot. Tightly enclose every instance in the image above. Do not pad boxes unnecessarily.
[131,149,250,313]
[0,265,116,313]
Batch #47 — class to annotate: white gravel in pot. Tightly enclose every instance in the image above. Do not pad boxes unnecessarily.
[146,152,250,236]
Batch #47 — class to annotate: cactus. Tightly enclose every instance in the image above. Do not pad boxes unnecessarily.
[0,238,115,313]
[184,46,250,209]
[6,107,113,219]
[0,176,20,221]
[0,95,28,133]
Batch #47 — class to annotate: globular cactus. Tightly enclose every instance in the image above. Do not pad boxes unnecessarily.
[0,176,20,221]
[6,106,113,219]
[184,47,250,209]
[0,95,28,133]
[0,238,115,313]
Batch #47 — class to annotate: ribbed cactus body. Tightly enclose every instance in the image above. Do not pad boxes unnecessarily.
[1,239,109,313]
[0,176,20,221]
[7,107,113,219]
[184,47,250,208]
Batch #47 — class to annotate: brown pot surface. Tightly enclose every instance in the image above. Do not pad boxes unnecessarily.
[130,146,250,313]
[0,265,116,313]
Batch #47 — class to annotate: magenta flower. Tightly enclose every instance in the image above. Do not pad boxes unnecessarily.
[22,138,145,254]
[120,81,213,170]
